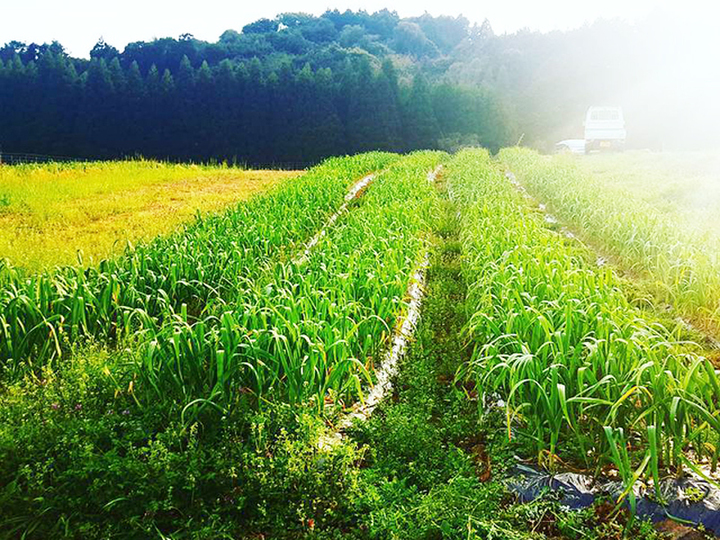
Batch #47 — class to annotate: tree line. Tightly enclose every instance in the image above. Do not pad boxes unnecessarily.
[0,11,511,164]
[1,9,716,161]
[0,47,509,164]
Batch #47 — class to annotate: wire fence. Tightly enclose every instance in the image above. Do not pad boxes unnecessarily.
[259,161,314,170]
[0,152,313,169]
[0,152,86,165]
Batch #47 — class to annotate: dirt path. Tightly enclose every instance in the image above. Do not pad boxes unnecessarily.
[320,166,443,447]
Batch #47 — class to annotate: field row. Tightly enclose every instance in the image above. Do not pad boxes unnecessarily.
[451,149,720,505]
[0,153,396,375]
[2,149,719,537]
[500,148,720,335]
[138,151,443,414]
[0,152,446,419]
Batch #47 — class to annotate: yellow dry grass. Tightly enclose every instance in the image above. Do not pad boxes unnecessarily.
[0,161,298,270]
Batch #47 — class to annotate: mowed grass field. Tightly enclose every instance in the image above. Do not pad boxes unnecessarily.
[0,161,297,270]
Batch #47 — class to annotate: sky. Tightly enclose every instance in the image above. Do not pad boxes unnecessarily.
[0,0,694,58]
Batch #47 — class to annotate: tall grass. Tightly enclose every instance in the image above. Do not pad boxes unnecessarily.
[0,153,399,378]
[499,148,720,329]
[450,149,720,500]
[0,160,295,269]
[0,160,240,214]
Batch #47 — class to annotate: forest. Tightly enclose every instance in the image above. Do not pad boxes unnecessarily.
[0,9,716,164]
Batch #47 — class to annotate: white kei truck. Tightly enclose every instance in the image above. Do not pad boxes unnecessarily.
[583,106,626,152]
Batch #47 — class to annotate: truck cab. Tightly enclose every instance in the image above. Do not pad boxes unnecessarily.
[584,106,626,152]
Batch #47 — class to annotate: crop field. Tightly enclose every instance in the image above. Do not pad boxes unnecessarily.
[0,161,296,270]
[1,149,719,539]
[454,150,720,496]
[577,152,720,228]
[501,149,720,338]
